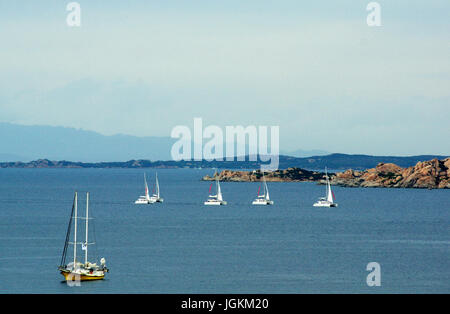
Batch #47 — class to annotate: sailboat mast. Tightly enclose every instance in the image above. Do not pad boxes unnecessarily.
[263,174,269,200]
[215,169,223,200]
[73,192,78,267]
[156,172,160,197]
[85,192,89,265]
[262,173,266,195]
[325,167,334,202]
[214,169,219,196]
[144,173,148,197]
[216,173,219,195]
[216,172,219,192]
[60,194,75,268]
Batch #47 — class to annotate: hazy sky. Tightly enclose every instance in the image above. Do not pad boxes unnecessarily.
[0,0,449,155]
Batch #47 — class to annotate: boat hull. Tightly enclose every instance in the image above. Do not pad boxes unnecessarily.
[252,200,274,205]
[313,202,338,207]
[60,270,105,281]
[204,201,227,205]
[135,199,155,204]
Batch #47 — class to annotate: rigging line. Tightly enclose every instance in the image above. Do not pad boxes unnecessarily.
[60,194,75,267]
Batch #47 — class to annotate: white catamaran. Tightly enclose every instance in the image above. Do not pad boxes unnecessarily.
[149,172,164,203]
[135,173,154,204]
[252,173,274,205]
[204,170,227,205]
[58,192,108,281]
[313,168,338,207]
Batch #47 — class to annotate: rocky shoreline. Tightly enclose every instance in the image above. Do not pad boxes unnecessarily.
[330,158,450,189]
[202,168,330,182]
[202,158,450,189]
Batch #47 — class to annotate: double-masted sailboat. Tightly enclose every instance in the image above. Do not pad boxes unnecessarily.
[58,192,108,281]
[313,168,338,207]
[204,169,227,205]
[135,173,163,204]
[252,173,274,205]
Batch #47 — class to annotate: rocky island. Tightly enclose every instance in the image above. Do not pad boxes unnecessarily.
[202,158,450,189]
[330,158,450,189]
[202,168,330,182]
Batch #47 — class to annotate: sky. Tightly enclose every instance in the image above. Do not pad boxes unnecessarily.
[0,0,449,156]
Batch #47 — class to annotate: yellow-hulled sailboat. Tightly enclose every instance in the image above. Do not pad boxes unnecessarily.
[58,192,109,281]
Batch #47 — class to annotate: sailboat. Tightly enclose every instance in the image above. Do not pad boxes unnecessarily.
[58,192,109,281]
[204,169,227,205]
[135,173,154,204]
[252,172,274,205]
[149,172,164,203]
[313,168,338,207]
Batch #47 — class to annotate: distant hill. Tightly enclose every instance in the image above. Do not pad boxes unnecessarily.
[0,123,447,169]
[0,122,176,162]
[1,154,448,170]
[277,153,449,170]
[0,122,326,162]
[280,149,330,157]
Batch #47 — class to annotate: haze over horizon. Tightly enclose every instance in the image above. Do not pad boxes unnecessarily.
[0,1,449,156]
[1,122,448,163]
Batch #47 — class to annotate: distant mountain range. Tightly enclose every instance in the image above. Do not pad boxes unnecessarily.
[279,153,449,170]
[0,123,447,170]
[0,122,329,162]
[0,122,176,162]
[1,154,448,171]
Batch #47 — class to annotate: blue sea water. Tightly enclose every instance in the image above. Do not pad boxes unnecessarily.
[0,168,448,294]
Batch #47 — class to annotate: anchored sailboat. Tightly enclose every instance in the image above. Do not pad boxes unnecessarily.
[149,172,164,203]
[313,168,338,207]
[204,169,227,205]
[58,192,108,281]
[135,173,154,204]
[252,173,274,205]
